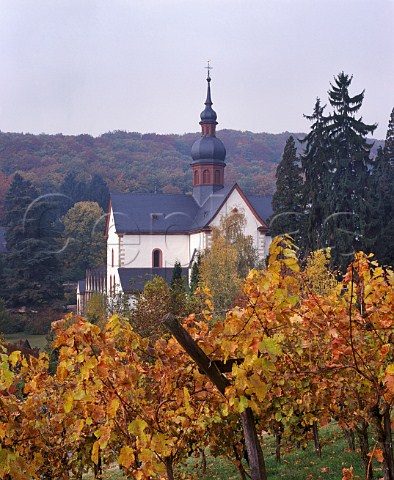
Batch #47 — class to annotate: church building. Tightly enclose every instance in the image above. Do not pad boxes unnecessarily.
[77,72,272,313]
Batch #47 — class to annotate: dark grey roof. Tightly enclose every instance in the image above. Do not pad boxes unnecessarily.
[246,195,273,225]
[111,193,199,233]
[110,187,272,234]
[0,227,6,254]
[190,185,234,229]
[77,280,86,294]
[118,267,188,292]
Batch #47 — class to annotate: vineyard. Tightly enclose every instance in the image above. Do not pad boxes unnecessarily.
[0,238,393,480]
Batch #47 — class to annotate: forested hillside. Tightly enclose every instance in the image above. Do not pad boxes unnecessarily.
[0,129,384,224]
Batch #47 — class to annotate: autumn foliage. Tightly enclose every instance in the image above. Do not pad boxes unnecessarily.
[0,238,393,479]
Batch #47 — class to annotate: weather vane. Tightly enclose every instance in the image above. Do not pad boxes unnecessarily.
[205,60,212,78]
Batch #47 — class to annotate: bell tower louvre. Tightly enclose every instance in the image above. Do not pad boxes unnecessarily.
[191,67,226,205]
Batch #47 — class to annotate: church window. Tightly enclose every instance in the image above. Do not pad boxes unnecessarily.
[109,275,112,293]
[203,169,210,184]
[194,170,199,185]
[214,169,220,184]
[111,249,114,267]
[152,249,162,268]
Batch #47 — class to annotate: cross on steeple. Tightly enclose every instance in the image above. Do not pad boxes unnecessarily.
[205,60,212,79]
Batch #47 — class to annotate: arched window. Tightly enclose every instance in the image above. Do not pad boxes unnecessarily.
[194,170,199,185]
[152,249,162,268]
[203,169,210,184]
[214,169,221,184]
[109,275,112,294]
[111,249,114,267]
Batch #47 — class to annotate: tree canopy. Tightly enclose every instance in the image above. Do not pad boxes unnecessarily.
[61,201,106,281]
[2,173,63,306]
[272,73,390,269]
[270,136,304,242]
[199,209,258,313]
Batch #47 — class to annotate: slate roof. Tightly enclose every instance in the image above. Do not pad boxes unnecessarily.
[110,186,272,235]
[189,185,234,229]
[0,227,6,254]
[118,267,188,292]
[111,193,198,234]
[247,195,273,225]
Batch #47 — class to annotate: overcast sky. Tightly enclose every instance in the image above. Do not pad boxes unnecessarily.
[0,0,393,139]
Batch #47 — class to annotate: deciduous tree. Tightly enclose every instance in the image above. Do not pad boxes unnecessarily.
[199,209,258,313]
[61,201,106,280]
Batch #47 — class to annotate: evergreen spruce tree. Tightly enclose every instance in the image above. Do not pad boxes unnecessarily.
[300,98,331,253]
[324,73,377,270]
[3,174,63,307]
[189,253,201,293]
[60,172,87,206]
[169,260,187,316]
[371,108,394,266]
[364,145,384,256]
[87,174,110,211]
[170,260,183,289]
[270,136,304,243]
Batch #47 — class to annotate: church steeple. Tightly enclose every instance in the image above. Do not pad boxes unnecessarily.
[191,66,226,205]
[200,70,217,130]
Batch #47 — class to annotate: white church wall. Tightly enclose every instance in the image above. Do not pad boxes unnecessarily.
[209,188,266,259]
[121,233,190,269]
[189,232,207,260]
[106,208,119,294]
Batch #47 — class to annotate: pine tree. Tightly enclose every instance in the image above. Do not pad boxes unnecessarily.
[270,136,304,243]
[3,174,63,307]
[324,72,377,269]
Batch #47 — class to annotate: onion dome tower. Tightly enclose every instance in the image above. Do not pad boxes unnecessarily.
[191,67,226,205]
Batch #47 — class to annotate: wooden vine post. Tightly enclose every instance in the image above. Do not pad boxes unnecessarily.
[162,313,268,480]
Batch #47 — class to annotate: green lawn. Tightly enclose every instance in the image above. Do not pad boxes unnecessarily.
[3,332,48,350]
[82,424,377,479]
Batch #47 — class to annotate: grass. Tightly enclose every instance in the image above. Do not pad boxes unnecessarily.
[3,332,48,350]
[82,423,379,479]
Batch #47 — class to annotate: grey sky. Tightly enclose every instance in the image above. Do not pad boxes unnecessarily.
[0,0,393,139]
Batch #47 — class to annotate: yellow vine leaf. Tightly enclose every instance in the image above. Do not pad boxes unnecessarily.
[91,440,99,465]
[118,445,135,469]
[8,351,21,367]
[237,395,249,413]
[64,393,74,413]
[107,397,120,418]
